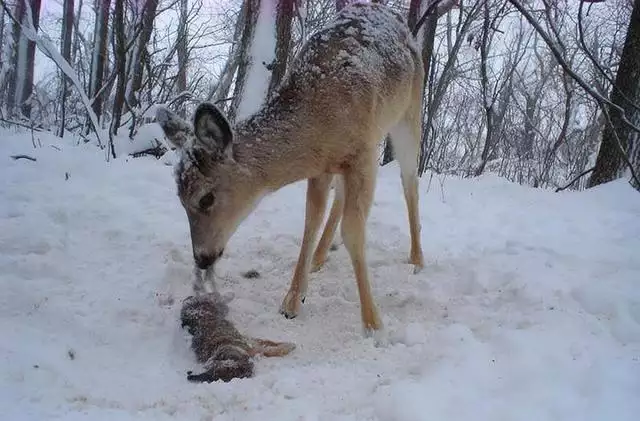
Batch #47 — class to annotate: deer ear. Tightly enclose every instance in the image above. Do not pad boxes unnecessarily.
[155,106,192,149]
[193,102,233,152]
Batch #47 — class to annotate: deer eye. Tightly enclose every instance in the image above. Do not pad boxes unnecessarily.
[198,192,215,210]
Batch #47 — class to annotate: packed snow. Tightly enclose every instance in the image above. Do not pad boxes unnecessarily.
[1,126,639,421]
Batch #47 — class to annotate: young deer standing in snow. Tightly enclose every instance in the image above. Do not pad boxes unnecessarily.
[156,2,425,335]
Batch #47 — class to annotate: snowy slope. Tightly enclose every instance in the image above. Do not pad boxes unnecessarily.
[1,127,639,421]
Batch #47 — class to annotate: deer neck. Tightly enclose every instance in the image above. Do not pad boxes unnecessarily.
[232,102,317,191]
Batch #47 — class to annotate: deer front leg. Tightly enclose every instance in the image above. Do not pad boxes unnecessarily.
[280,174,333,319]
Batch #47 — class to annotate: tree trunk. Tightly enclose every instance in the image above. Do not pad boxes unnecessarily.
[589,0,640,188]
[522,93,535,159]
[0,5,6,108]
[0,5,5,72]
[88,0,110,122]
[57,0,74,137]
[7,0,41,118]
[410,0,439,170]
[109,0,126,157]
[474,0,501,177]
[176,0,189,117]
[127,0,159,111]
[71,0,83,65]
[267,0,293,97]
[229,0,278,123]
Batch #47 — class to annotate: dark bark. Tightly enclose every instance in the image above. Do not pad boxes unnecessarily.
[522,93,535,159]
[176,0,189,118]
[540,74,573,184]
[412,1,446,171]
[7,0,41,118]
[71,0,83,65]
[267,0,293,97]
[88,0,110,121]
[589,0,640,188]
[21,0,41,119]
[0,5,5,80]
[109,0,126,157]
[127,0,159,110]
[57,0,74,137]
[419,3,481,175]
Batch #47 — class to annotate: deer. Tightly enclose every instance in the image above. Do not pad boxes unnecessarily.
[155,1,425,337]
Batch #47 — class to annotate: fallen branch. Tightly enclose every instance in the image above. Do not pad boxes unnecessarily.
[10,154,37,162]
[555,167,594,192]
[129,145,167,159]
[0,118,46,132]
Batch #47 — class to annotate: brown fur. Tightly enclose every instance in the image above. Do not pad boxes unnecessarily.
[158,3,426,336]
[180,292,295,383]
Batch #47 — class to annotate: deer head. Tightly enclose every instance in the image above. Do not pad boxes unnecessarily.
[156,103,258,270]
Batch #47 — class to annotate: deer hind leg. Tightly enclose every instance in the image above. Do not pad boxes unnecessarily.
[388,112,425,273]
[341,154,382,334]
[311,175,345,272]
[280,173,333,319]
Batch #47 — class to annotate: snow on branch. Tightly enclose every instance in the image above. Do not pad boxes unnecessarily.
[236,0,277,121]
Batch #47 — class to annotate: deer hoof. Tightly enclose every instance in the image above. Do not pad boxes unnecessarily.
[310,259,325,273]
[280,291,302,319]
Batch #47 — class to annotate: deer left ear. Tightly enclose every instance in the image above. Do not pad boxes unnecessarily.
[193,102,233,153]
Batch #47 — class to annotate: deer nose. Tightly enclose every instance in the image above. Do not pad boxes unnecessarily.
[194,249,224,269]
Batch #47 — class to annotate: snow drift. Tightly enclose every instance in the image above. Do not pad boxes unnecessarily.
[1,127,639,420]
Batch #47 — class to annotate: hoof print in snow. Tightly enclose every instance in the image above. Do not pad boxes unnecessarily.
[180,293,295,383]
[156,292,175,307]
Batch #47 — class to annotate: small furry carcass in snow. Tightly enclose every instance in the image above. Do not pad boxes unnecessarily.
[180,291,296,383]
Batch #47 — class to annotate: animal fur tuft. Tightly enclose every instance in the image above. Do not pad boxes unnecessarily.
[180,293,254,383]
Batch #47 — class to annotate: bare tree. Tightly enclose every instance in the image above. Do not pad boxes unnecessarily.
[6,0,42,118]
[267,0,294,96]
[207,2,246,108]
[109,0,126,157]
[176,0,189,117]
[126,0,159,111]
[383,0,458,166]
[87,0,110,121]
[589,0,640,188]
[1,0,106,148]
[228,0,261,122]
[57,0,74,137]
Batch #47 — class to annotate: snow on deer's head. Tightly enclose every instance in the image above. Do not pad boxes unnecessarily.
[156,103,255,270]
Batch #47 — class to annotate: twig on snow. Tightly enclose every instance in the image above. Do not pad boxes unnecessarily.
[10,154,37,162]
[555,167,594,192]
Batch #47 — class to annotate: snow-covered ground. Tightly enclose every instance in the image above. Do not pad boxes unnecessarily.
[1,127,639,421]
